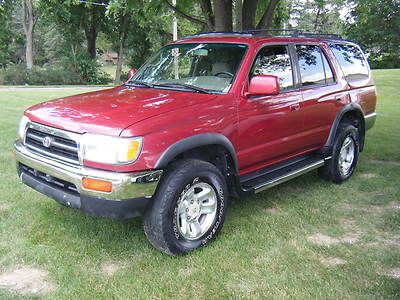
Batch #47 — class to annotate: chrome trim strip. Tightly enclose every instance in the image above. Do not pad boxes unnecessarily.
[254,159,325,193]
[14,141,162,200]
[26,131,77,152]
[26,144,79,166]
[364,112,377,131]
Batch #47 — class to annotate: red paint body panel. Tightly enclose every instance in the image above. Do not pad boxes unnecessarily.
[25,86,217,136]
[23,35,377,174]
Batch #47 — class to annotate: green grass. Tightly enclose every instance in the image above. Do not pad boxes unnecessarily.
[0,70,399,298]
[100,65,130,80]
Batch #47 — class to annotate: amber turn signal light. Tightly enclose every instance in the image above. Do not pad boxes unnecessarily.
[82,177,112,193]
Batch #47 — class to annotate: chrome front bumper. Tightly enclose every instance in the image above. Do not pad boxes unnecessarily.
[13,140,163,201]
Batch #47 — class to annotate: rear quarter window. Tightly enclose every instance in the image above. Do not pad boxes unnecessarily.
[329,43,369,82]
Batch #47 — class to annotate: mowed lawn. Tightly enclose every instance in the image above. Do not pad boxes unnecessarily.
[0,70,399,299]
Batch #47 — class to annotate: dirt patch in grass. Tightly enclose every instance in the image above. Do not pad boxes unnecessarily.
[366,236,400,248]
[319,256,347,268]
[359,173,378,179]
[369,159,400,167]
[308,233,341,246]
[388,202,400,210]
[308,219,363,246]
[0,267,55,295]
[380,268,400,279]
[265,208,288,216]
[101,262,124,277]
[0,204,9,211]
[341,202,399,214]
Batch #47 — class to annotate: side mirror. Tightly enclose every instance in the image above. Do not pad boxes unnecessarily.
[245,75,280,97]
[128,68,138,79]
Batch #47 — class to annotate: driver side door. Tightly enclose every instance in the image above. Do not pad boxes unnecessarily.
[237,44,304,175]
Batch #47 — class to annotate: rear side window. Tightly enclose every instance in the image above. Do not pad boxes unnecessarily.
[329,43,369,82]
[296,45,334,86]
[251,45,294,91]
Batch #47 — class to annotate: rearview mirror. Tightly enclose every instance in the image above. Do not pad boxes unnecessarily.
[128,68,138,79]
[245,75,279,97]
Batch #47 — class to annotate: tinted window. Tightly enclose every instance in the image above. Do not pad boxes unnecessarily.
[329,43,369,82]
[296,45,327,86]
[133,43,247,93]
[251,45,294,90]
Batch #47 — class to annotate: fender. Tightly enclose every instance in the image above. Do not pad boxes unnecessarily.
[324,102,365,152]
[155,133,238,172]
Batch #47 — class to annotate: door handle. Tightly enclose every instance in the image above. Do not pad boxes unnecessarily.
[290,103,300,111]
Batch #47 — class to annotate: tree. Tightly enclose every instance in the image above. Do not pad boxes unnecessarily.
[164,0,283,31]
[285,0,344,34]
[40,0,108,60]
[84,3,108,59]
[0,0,13,67]
[345,0,400,68]
[22,0,36,69]
[107,0,134,84]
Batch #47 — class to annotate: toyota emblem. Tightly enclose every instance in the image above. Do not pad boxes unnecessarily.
[42,136,52,148]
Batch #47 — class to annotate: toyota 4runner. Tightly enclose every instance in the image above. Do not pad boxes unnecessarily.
[13,31,377,255]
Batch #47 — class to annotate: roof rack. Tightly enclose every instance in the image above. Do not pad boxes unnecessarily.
[186,29,343,40]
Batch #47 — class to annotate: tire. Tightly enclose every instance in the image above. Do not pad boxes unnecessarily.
[143,159,228,255]
[318,123,360,183]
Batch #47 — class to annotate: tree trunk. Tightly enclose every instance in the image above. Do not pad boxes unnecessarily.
[256,0,280,29]
[115,14,128,85]
[214,0,232,31]
[23,0,34,69]
[242,0,258,30]
[199,0,215,30]
[313,7,321,31]
[235,0,243,31]
[85,8,99,59]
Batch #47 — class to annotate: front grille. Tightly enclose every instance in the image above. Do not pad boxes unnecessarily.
[25,127,79,163]
[19,163,78,195]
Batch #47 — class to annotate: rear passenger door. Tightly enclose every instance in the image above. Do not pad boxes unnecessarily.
[295,44,348,151]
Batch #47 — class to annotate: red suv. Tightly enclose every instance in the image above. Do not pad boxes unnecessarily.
[14,32,377,255]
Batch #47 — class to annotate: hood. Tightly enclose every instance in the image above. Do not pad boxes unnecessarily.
[25,86,217,136]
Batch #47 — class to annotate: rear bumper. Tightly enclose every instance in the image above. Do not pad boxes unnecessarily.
[13,140,163,219]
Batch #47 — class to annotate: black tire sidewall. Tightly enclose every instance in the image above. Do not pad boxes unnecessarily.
[331,124,359,182]
[153,160,228,254]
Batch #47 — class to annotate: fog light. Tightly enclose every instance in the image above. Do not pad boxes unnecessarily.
[82,177,112,193]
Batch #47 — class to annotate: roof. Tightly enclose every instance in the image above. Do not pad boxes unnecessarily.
[173,30,346,46]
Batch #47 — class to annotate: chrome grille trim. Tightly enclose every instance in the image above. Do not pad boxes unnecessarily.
[24,122,82,165]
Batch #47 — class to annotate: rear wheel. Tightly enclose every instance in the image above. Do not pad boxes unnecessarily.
[143,159,228,255]
[318,123,359,183]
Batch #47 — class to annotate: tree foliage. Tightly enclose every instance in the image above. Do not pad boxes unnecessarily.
[345,0,400,68]
[0,0,399,81]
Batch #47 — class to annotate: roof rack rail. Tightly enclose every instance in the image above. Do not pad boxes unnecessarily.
[186,29,343,40]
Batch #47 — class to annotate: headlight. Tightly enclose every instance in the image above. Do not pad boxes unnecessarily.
[81,134,142,164]
[18,115,30,142]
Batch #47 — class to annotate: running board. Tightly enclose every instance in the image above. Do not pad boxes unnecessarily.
[240,156,329,194]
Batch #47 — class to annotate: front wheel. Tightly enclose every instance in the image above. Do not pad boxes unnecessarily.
[143,159,228,255]
[318,123,360,183]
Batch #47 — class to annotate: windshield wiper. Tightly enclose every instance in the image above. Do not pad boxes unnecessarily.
[125,80,153,88]
[153,83,210,94]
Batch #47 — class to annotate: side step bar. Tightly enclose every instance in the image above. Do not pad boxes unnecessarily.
[240,156,330,194]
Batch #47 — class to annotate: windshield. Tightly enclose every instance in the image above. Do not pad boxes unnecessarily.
[130,43,248,93]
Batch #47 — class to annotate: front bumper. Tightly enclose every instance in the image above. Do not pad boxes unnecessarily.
[13,140,163,219]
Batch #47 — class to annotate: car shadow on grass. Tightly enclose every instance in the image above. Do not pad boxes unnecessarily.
[26,171,332,260]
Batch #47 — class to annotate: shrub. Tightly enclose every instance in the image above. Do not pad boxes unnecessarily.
[66,51,111,85]
[0,64,111,85]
